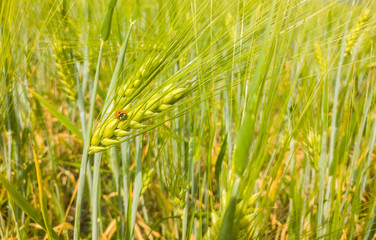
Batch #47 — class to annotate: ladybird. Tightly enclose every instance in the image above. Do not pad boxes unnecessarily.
[116,109,128,120]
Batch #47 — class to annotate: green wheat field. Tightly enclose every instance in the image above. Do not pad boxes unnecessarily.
[1,0,376,239]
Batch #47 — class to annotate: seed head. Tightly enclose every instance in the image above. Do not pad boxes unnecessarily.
[345,9,370,56]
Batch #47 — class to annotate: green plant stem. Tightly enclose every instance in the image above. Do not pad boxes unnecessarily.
[73,41,104,240]
[121,141,131,239]
[91,153,102,240]
[130,136,143,239]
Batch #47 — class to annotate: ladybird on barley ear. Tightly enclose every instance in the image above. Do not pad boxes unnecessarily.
[116,109,128,120]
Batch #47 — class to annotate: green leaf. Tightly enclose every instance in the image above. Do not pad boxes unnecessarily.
[0,173,45,229]
[0,173,62,239]
[215,136,227,190]
[100,0,118,42]
[32,144,59,240]
[29,88,83,140]
[218,178,240,240]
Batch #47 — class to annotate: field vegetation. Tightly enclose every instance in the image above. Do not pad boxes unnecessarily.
[1,0,376,239]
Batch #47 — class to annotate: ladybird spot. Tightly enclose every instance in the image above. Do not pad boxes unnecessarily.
[116,110,128,120]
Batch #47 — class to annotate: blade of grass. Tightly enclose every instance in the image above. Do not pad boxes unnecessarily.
[29,88,82,140]
[0,173,46,233]
[31,143,60,240]
[218,178,240,240]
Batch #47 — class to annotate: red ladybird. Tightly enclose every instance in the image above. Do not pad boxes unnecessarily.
[116,109,127,120]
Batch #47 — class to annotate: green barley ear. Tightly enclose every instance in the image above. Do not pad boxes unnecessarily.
[141,168,155,194]
[113,51,165,105]
[164,167,187,210]
[314,43,325,74]
[89,0,238,154]
[302,129,321,171]
[206,191,259,239]
[368,62,376,69]
[53,43,77,101]
[88,82,190,153]
[345,9,370,56]
[52,3,81,102]
[100,0,118,42]
[169,178,186,209]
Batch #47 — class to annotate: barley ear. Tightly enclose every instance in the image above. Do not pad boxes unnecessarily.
[314,43,325,74]
[53,43,77,101]
[302,129,321,171]
[345,9,370,56]
[141,168,155,194]
[205,191,259,239]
